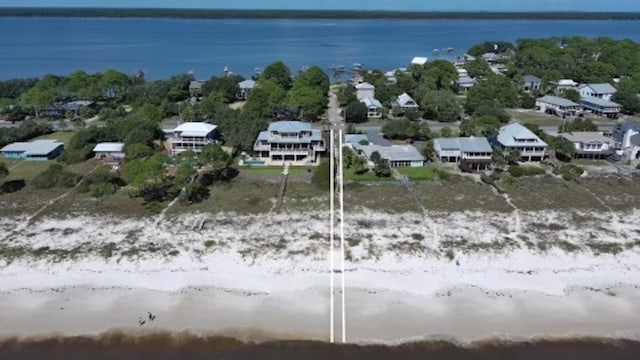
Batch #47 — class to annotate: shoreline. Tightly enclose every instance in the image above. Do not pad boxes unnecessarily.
[1,210,640,342]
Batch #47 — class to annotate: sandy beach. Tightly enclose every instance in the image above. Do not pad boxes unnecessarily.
[1,210,640,342]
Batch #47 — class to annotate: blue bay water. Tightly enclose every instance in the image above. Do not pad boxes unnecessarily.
[0,17,639,80]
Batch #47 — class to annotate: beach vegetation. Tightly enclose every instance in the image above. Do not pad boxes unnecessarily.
[507,165,546,178]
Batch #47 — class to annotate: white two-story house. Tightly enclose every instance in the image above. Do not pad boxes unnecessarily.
[253,121,326,166]
[578,83,617,101]
[494,123,547,162]
[165,122,221,155]
[559,132,614,159]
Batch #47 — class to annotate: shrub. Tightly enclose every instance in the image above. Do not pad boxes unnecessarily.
[507,165,545,178]
[312,159,331,190]
[554,164,585,182]
[32,164,80,189]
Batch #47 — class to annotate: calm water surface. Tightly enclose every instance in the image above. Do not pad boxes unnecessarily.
[1,17,640,79]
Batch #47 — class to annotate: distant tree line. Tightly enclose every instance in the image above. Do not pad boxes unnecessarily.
[2,8,640,20]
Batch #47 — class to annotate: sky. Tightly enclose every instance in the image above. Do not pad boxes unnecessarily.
[0,0,639,11]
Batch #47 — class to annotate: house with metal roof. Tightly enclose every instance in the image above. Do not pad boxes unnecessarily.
[481,52,499,63]
[350,143,425,168]
[554,79,578,93]
[559,132,614,159]
[523,75,542,93]
[165,122,220,155]
[394,92,419,111]
[578,83,617,101]
[237,79,256,100]
[355,82,375,100]
[494,123,547,162]
[456,75,475,94]
[580,96,622,119]
[433,137,493,171]
[535,95,581,117]
[93,142,125,163]
[1,139,64,161]
[253,121,325,166]
[359,97,383,119]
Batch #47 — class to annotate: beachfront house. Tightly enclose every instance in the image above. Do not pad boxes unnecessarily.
[580,97,622,119]
[360,97,383,119]
[164,122,221,155]
[189,81,204,98]
[384,70,398,85]
[93,142,125,163]
[394,93,419,111]
[578,83,617,101]
[535,95,581,117]
[559,132,614,159]
[253,121,326,166]
[494,123,547,162]
[237,79,255,100]
[1,139,64,161]
[433,137,493,171]
[523,75,542,93]
[350,142,425,168]
[355,82,375,100]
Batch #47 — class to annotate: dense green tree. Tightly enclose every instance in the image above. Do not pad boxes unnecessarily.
[421,139,436,161]
[421,60,458,91]
[352,155,368,175]
[613,78,640,114]
[381,119,418,140]
[420,90,461,122]
[216,108,269,150]
[288,85,326,120]
[262,61,293,90]
[0,78,38,98]
[465,75,520,114]
[202,74,244,103]
[559,118,598,132]
[243,79,287,118]
[344,100,368,123]
[373,158,391,178]
[562,89,581,102]
[337,84,357,106]
[32,164,79,189]
[126,143,154,160]
[294,66,330,95]
[467,41,514,57]
[464,58,493,78]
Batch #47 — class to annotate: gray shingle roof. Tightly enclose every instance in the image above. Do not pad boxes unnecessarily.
[268,121,312,133]
[559,132,611,144]
[238,79,255,89]
[523,75,541,83]
[396,92,418,107]
[434,138,461,150]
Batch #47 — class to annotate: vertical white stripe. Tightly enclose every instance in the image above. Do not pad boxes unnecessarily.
[329,128,334,343]
[339,128,346,343]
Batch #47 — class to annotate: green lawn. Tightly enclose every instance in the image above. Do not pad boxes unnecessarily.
[34,131,75,145]
[344,167,394,182]
[4,160,53,182]
[508,110,564,126]
[396,166,437,181]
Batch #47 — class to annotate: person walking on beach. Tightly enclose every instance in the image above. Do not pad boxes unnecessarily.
[148,312,156,321]
[138,317,146,326]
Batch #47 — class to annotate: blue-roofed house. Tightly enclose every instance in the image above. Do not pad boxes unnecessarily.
[350,143,425,168]
[360,97,383,119]
[456,75,475,94]
[482,52,499,64]
[237,79,256,100]
[433,137,493,171]
[578,83,617,101]
[494,123,548,162]
[253,121,326,166]
[535,95,581,117]
[580,96,622,119]
[1,139,64,161]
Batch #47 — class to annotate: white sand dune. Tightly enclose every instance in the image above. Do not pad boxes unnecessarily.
[1,210,640,342]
